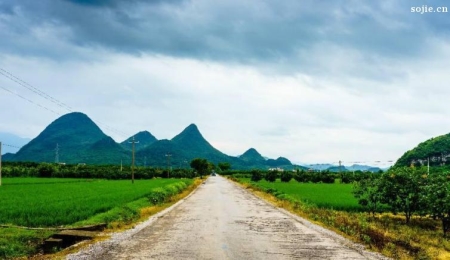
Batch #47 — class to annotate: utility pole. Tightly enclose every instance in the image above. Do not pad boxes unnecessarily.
[55,143,59,164]
[129,137,139,184]
[427,157,430,175]
[165,153,172,178]
[0,142,2,186]
[120,160,123,172]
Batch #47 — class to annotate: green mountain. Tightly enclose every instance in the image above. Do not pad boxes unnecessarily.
[9,112,130,164]
[171,124,231,164]
[240,148,266,163]
[395,133,450,167]
[5,112,305,170]
[267,157,292,167]
[135,140,189,168]
[121,131,157,151]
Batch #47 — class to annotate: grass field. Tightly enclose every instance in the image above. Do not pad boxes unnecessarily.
[0,177,192,227]
[238,179,361,211]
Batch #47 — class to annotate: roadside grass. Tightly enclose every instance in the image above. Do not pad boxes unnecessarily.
[0,177,199,258]
[233,177,450,260]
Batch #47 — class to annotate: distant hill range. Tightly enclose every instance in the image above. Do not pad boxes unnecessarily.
[395,133,450,167]
[4,112,307,170]
[0,132,30,155]
[304,163,382,173]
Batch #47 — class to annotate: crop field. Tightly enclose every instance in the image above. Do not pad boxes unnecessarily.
[238,179,361,211]
[0,177,192,227]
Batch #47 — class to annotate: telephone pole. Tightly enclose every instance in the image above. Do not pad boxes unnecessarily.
[129,137,139,184]
[0,142,2,186]
[165,153,172,178]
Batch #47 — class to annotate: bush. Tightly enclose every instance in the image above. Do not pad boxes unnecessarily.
[280,171,293,182]
[251,170,263,182]
[265,171,278,182]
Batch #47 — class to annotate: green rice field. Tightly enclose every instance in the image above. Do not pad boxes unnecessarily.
[240,179,361,211]
[0,177,192,227]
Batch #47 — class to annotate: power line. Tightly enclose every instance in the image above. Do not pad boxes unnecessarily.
[0,68,72,112]
[0,85,61,115]
[0,68,130,138]
[1,143,22,149]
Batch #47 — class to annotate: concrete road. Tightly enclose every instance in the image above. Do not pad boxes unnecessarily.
[70,176,387,260]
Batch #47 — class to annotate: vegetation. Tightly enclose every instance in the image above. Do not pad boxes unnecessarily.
[355,167,450,234]
[250,170,263,182]
[190,158,213,177]
[0,178,192,227]
[239,178,361,211]
[395,133,450,167]
[264,170,277,182]
[0,161,197,179]
[218,162,231,171]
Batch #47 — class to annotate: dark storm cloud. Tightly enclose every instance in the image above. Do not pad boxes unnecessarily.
[1,0,449,67]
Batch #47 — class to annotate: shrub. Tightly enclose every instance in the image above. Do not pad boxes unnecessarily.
[280,171,293,182]
[265,171,278,182]
[251,170,263,182]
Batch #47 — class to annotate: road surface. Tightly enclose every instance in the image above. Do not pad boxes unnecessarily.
[68,176,387,260]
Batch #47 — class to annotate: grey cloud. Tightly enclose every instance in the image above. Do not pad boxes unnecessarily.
[0,0,449,76]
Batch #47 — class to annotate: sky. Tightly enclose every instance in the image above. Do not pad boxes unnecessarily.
[1,0,450,167]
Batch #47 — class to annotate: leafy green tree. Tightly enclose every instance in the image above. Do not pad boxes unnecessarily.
[250,170,263,182]
[353,177,383,217]
[37,163,57,177]
[218,162,231,171]
[280,171,293,182]
[265,170,277,182]
[190,158,210,178]
[378,167,427,223]
[294,170,311,183]
[423,172,450,236]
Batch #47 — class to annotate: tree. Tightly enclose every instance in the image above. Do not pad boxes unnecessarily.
[37,163,57,177]
[423,172,450,236]
[218,162,231,171]
[378,167,427,223]
[190,158,210,178]
[353,177,383,217]
[250,170,263,182]
[265,170,277,182]
[280,171,293,182]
